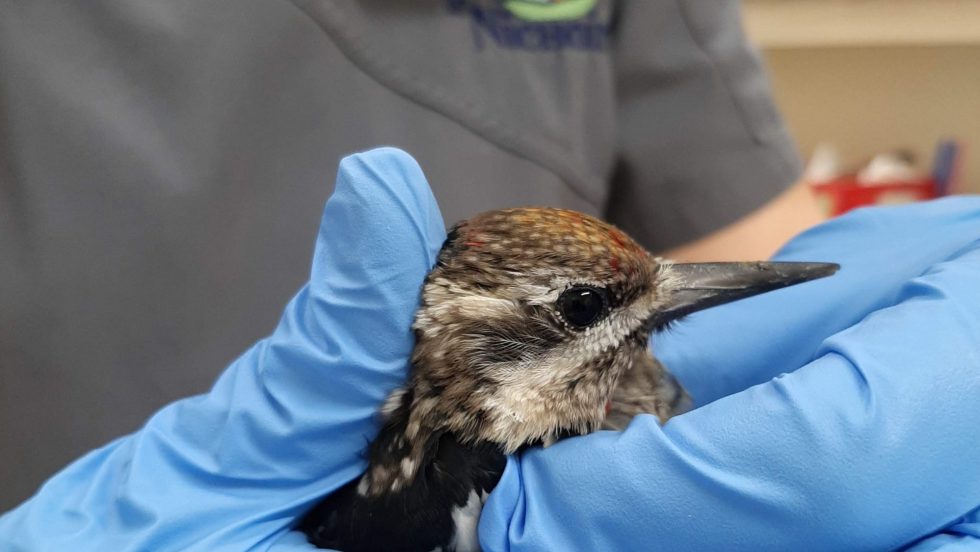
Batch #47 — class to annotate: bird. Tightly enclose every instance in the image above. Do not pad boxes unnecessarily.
[299,207,838,551]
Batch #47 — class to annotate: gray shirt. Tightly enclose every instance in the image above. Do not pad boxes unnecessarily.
[0,0,800,510]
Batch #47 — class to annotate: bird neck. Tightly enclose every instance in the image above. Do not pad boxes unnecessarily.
[362,397,438,496]
[301,400,505,552]
[360,386,499,495]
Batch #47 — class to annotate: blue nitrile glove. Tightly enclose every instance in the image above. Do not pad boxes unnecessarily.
[0,147,448,551]
[480,197,980,551]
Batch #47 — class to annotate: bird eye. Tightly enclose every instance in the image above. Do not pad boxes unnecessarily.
[557,286,608,329]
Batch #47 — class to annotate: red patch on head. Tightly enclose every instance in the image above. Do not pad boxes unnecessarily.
[609,256,620,273]
[608,228,643,255]
[464,241,485,248]
[608,229,626,249]
[604,400,612,416]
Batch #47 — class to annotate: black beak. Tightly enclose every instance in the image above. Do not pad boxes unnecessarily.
[653,261,839,325]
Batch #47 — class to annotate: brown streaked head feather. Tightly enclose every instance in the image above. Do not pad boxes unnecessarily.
[399,208,672,457]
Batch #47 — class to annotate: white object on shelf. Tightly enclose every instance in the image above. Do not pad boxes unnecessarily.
[857,152,922,185]
[803,143,845,184]
[743,0,980,48]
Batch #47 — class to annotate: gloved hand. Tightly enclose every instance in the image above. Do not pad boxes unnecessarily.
[0,147,447,551]
[481,197,980,551]
[3,148,978,551]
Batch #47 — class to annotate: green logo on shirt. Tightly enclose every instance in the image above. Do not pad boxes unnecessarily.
[503,0,597,22]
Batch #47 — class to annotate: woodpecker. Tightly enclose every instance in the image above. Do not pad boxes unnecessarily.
[300,208,838,551]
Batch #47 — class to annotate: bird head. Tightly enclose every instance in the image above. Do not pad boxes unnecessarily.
[383,207,838,456]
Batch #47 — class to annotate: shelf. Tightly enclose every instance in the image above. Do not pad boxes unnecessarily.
[742,0,980,48]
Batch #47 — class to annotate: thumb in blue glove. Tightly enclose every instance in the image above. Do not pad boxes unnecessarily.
[0,147,448,551]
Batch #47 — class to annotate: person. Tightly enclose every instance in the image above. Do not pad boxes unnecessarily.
[4,1,978,549]
[2,148,979,550]
[0,0,823,510]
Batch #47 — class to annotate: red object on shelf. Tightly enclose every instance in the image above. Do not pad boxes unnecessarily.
[809,176,938,217]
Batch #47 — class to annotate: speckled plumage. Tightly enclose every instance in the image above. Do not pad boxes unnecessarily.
[302,207,691,552]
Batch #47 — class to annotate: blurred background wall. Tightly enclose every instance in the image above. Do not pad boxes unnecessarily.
[743,0,980,193]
